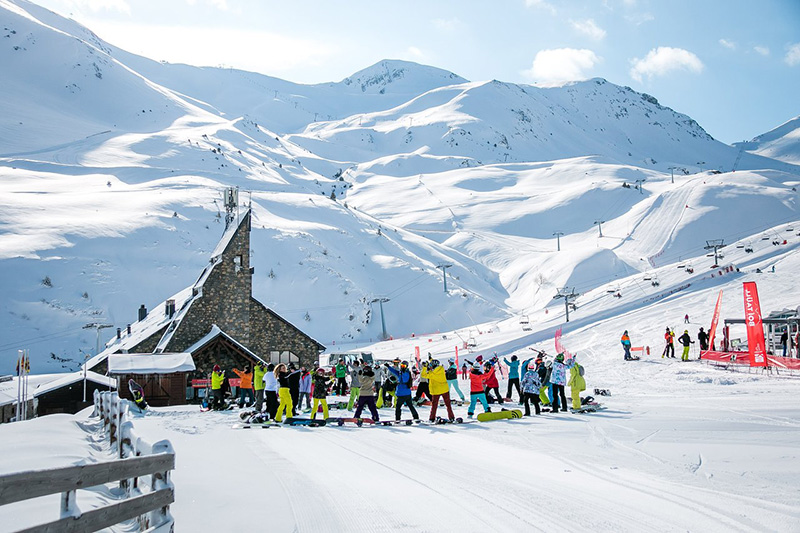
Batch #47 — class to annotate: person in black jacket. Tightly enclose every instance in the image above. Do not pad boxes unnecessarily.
[678,330,694,361]
[287,362,301,416]
[697,327,709,351]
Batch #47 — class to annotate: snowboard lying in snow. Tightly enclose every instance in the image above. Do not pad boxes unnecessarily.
[284,417,327,427]
[332,417,376,426]
[477,409,523,422]
[231,422,281,429]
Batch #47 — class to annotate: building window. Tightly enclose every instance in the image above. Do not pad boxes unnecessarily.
[269,351,299,364]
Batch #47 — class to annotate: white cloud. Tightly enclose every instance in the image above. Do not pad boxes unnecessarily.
[624,12,654,25]
[70,0,130,14]
[785,43,800,66]
[719,39,736,50]
[524,0,556,15]
[754,46,770,56]
[571,19,606,40]
[523,48,601,85]
[629,46,704,82]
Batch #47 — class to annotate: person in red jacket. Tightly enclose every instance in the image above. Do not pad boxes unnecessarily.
[467,363,491,418]
[483,362,504,404]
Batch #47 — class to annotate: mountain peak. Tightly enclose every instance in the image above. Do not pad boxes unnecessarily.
[340,59,467,95]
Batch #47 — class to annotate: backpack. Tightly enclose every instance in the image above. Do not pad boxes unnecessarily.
[445,367,457,380]
[577,364,584,377]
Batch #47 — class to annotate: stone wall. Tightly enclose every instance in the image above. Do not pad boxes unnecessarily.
[249,299,323,369]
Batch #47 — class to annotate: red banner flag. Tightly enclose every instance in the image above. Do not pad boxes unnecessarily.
[705,290,723,356]
[454,346,459,368]
[414,346,421,369]
[743,282,767,367]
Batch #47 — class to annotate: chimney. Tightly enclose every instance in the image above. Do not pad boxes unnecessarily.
[126,324,131,335]
[138,304,147,321]
[166,299,176,318]
[116,328,121,340]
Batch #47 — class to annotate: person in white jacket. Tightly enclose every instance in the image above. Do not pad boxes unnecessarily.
[263,363,279,419]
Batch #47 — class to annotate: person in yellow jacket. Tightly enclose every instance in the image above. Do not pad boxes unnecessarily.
[568,357,586,410]
[253,362,267,412]
[233,365,254,408]
[421,359,455,421]
[274,363,301,422]
[210,364,226,410]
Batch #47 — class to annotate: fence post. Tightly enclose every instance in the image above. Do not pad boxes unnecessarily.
[148,440,175,531]
[60,489,78,519]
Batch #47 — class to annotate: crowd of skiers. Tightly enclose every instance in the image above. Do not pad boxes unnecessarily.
[620,323,710,362]
[204,351,588,422]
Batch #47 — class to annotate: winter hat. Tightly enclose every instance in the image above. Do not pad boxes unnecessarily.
[448,357,455,364]
[684,330,689,334]
[511,355,518,361]
[476,355,484,362]
[316,367,325,374]
[213,364,221,372]
[472,363,482,371]
[555,353,565,362]
[528,362,537,370]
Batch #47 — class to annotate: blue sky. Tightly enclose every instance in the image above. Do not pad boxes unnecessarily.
[34,0,800,144]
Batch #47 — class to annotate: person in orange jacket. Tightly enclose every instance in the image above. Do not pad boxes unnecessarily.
[233,365,254,408]
[467,363,491,418]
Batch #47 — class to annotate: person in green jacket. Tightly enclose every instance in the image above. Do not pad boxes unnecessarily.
[347,360,361,410]
[334,359,348,395]
[211,364,225,410]
[253,361,267,412]
[568,357,586,410]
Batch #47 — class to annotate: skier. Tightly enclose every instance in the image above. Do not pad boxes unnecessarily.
[386,361,420,421]
[232,365,254,408]
[445,358,466,402]
[483,361,503,404]
[298,368,312,411]
[274,363,301,423]
[467,363,491,419]
[353,364,380,422]
[263,363,279,420]
[253,361,267,412]
[210,364,226,410]
[663,327,675,358]
[461,362,468,380]
[347,360,361,410]
[422,359,455,422]
[549,353,570,413]
[697,327,709,351]
[414,362,431,406]
[520,363,542,416]
[128,379,148,411]
[334,358,348,396]
[311,368,332,420]
[503,355,521,401]
[684,313,690,324]
[621,331,632,360]
[567,357,586,410]
[678,330,694,361]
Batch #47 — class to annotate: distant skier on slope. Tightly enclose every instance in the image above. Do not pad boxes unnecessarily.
[621,330,632,360]
[662,327,675,358]
[678,330,695,361]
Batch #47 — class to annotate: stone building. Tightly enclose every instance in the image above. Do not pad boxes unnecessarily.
[85,209,325,405]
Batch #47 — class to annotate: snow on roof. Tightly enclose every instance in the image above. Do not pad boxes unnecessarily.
[0,371,116,407]
[108,353,195,374]
[185,324,265,363]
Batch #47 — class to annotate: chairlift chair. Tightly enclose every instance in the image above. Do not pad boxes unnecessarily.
[519,314,530,325]
[467,337,477,348]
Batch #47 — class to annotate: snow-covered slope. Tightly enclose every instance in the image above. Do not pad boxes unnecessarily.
[1,0,799,374]
[738,114,800,165]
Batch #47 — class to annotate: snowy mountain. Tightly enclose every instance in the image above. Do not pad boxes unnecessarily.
[737,114,800,165]
[1,0,799,374]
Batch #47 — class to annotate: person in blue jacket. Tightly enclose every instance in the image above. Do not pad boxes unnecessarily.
[503,355,521,401]
[385,361,420,421]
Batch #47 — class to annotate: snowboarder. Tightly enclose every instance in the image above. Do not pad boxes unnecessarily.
[287,363,302,416]
[386,361,420,421]
[549,353,570,413]
[697,327,709,351]
[567,356,586,410]
[483,361,503,404]
[210,364,226,410]
[414,363,431,405]
[128,379,148,411]
[621,331,632,360]
[503,355,521,401]
[353,365,380,422]
[253,361,267,412]
[445,358,465,401]
[662,327,675,358]
[311,368,331,420]
[298,368,312,411]
[684,313,690,324]
[535,358,550,407]
[520,363,541,415]
[263,363,279,419]
[422,359,455,422]
[467,363,491,418]
[678,330,694,361]
[334,358,348,395]
[274,363,301,423]
[347,360,362,410]
[232,365,254,408]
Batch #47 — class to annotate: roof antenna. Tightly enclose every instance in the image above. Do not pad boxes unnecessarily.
[223,186,239,229]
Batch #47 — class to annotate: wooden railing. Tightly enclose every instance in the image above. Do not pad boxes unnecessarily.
[0,391,175,532]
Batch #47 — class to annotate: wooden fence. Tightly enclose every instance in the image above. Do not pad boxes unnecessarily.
[0,391,175,532]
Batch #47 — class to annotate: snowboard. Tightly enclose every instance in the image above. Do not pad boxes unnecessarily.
[593,388,611,396]
[284,417,327,427]
[379,419,418,426]
[433,417,465,425]
[476,409,522,422]
[570,404,605,413]
[231,422,281,429]
[333,417,376,426]
[417,399,464,406]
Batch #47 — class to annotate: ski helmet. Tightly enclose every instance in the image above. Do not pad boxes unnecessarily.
[400,360,409,368]
[555,353,565,362]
